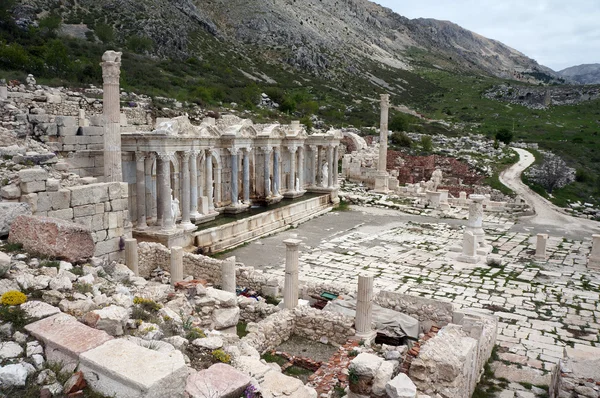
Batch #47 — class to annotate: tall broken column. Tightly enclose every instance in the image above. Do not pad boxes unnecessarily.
[466,194,486,247]
[283,238,301,310]
[221,256,236,293]
[100,51,123,182]
[355,275,375,339]
[170,246,184,286]
[535,234,549,260]
[373,94,390,193]
[124,238,139,276]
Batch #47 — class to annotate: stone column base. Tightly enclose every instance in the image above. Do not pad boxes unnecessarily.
[179,221,197,231]
[372,173,389,193]
[223,203,250,214]
[283,190,307,199]
[457,254,480,264]
[190,212,218,224]
[352,331,377,346]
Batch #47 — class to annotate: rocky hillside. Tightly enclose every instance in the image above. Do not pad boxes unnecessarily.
[558,64,600,85]
[10,0,558,82]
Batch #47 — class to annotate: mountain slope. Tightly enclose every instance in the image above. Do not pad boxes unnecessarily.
[11,0,558,83]
[558,64,600,85]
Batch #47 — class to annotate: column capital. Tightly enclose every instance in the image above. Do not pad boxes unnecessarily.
[146,152,157,161]
[308,145,318,151]
[273,146,281,155]
[157,152,174,162]
[260,146,273,154]
[180,151,191,162]
[190,150,202,159]
[287,145,298,154]
[135,152,146,163]
[244,147,253,154]
[284,238,302,247]
[228,146,240,156]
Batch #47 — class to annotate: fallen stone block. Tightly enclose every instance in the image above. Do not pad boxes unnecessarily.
[386,373,417,398]
[0,184,21,200]
[212,307,240,330]
[79,339,187,398]
[9,215,95,263]
[20,301,61,319]
[89,305,128,336]
[0,202,32,237]
[185,363,252,398]
[24,313,113,366]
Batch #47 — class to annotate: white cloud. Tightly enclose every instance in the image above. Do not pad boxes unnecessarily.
[374,0,600,70]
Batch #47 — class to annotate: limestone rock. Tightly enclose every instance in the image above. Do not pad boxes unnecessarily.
[260,369,317,398]
[350,353,384,378]
[207,287,237,307]
[192,337,223,350]
[0,202,31,237]
[0,341,24,360]
[0,278,19,295]
[212,307,240,329]
[185,363,252,398]
[0,251,10,276]
[0,363,34,387]
[91,305,129,336]
[49,274,73,291]
[386,373,417,398]
[372,360,395,396]
[111,263,134,283]
[8,215,94,262]
[20,300,61,319]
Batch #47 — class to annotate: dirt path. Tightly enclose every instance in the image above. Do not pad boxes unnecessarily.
[500,147,600,239]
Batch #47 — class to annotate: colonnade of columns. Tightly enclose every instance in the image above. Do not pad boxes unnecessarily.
[132,142,341,231]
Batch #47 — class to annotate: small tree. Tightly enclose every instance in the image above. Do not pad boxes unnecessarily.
[389,114,408,132]
[95,23,115,44]
[527,154,574,193]
[420,135,433,152]
[495,128,513,145]
[390,131,412,148]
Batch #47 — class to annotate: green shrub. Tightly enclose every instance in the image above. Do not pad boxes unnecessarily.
[495,128,513,145]
[390,131,412,148]
[212,349,231,363]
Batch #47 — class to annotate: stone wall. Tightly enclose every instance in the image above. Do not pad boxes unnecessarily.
[550,346,600,398]
[3,167,131,260]
[374,290,454,328]
[238,296,281,323]
[241,306,355,354]
[408,312,498,398]
[137,242,222,280]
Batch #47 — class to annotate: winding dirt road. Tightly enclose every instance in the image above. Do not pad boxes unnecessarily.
[500,147,600,239]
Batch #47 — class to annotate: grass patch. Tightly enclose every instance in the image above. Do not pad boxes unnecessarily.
[236,321,249,338]
[261,352,288,367]
[0,242,23,253]
[332,198,351,212]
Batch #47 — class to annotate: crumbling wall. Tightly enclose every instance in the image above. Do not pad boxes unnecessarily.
[238,296,281,323]
[293,306,355,346]
[374,290,454,327]
[242,310,296,353]
[5,167,130,260]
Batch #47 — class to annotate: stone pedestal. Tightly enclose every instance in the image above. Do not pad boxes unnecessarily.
[283,239,301,310]
[535,234,549,261]
[426,191,442,208]
[438,189,449,204]
[124,238,139,276]
[221,256,236,294]
[0,83,7,101]
[458,191,468,206]
[355,275,376,340]
[589,235,600,270]
[458,231,479,264]
[170,246,184,286]
[373,172,389,193]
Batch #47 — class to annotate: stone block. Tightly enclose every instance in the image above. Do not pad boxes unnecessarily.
[386,373,417,398]
[20,301,61,319]
[48,208,74,221]
[19,168,49,182]
[1,184,21,200]
[74,204,98,218]
[50,190,71,210]
[89,305,129,336]
[20,193,38,213]
[110,198,128,211]
[81,126,104,136]
[74,216,93,230]
[28,114,51,124]
[36,192,52,212]
[24,313,113,366]
[89,115,104,127]
[55,116,76,128]
[94,237,121,257]
[212,307,240,329]
[9,215,94,262]
[0,202,31,238]
[185,363,251,398]
[79,339,187,398]
[46,178,60,192]
[108,182,124,200]
[69,183,109,206]
[20,180,46,194]
[92,214,105,231]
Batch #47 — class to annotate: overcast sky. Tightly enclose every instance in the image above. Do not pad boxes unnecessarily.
[374,0,600,71]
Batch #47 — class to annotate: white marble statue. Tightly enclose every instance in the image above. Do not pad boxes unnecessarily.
[322,162,329,187]
[267,177,272,196]
[430,168,443,191]
[295,177,300,192]
[170,191,180,221]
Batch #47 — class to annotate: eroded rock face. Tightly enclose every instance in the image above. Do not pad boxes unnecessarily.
[8,215,95,262]
[0,202,31,237]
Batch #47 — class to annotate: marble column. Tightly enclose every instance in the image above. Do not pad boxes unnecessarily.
[124,238,139,276]
[316,146,323,187]
[355,275,374,337]
[378,94,390,173]
[466,194,486,247]
[145,154,156,223]
[273,148,280,196]
[230,148,239,206]
[135,152,147,230]
[101,51,123,182]
[156,156,164,225]
[221,256,236,294]
[243,148,251,204]
[288,146,297,192]
[333,145,339,187]
[298,147,305,190]
[205,150,214,212]
[589,235,600,269]
[170,246,184,286]
[159,153,174,231]
[190,151,200,220]
[327,145,334,189]
[535,234,549,260]
[309,145,317,187]
[215,166,222,204]
[284,238,301,310]
[263,147,272,197]
[180,152,193,229]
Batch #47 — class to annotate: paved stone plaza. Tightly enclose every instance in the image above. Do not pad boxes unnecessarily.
[227,204,600,396]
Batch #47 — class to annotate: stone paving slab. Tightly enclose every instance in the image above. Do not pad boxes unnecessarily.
[24,312,113,366]
[79,338,188,398]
